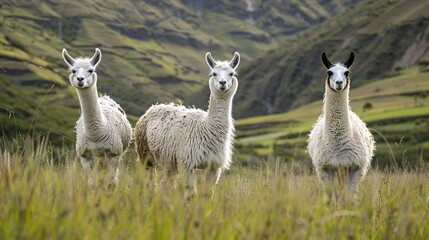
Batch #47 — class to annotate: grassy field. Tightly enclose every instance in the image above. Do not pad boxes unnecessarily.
[1,1,429,237]
[1,136,428,239]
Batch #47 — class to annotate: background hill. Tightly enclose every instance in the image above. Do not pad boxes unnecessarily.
[0,0,360,141]
[1,0,429,167]
[216,0,429,118]
[224,0,429,167]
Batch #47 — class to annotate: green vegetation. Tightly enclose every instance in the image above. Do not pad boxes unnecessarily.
[0,0,359,133]
[1,0,428,153]
[0,74,76,144]
[235,67,429,168]
[0,136,428,239]
[0,1,428,237]
[231,0,429,118]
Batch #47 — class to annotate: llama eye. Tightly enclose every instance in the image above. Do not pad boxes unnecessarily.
[344,71,349,77]
[229,73,234,76]
[72,70,76,74]
[213,73,217,76]
[88,69,94,74]
[327,70,333,77]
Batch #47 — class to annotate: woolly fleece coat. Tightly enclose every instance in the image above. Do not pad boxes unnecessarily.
[75,92,132,157]
[307,81,375,176]
[135,77,237,171]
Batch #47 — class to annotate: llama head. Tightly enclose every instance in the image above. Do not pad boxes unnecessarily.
[321,52,354,92]
[206,52,240,92]
[62,48,102,89]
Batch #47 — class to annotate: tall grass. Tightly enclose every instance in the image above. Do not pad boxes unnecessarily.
[1,137,428,239]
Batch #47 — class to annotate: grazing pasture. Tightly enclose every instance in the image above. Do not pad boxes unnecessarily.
[0,137,428,239]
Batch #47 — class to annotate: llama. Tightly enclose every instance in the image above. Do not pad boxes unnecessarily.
[307,52,375,202]
[62,48,132,188]
[134,52,240,198]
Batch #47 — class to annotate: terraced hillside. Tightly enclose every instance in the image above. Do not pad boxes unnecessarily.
[234,65,429,168]
[0,0,358,141]
[198,0,429,118]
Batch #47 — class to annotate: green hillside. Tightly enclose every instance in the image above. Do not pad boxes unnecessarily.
[235,66,429,168]
[211,0,429,118]
[0,0,358,141]
[0,73,76,143]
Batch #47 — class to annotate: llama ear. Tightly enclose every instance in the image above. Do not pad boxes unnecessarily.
[230,52,240,69]
[321,52,332,69]
[344,51,355,69]
[205,52,216,69]
[91,48,102,67]
[62,48,75,67]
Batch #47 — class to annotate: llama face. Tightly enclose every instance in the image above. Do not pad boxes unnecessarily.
[69,61,96,88]
[206,52,240,92]
[210,64,236,91]
[321,52,355,92]
[327,64,350,92]
[62,48,102,89]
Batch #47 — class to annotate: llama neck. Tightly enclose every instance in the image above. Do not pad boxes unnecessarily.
[75,80,106,139]
[323,81,351,134]
[206,78,237,129]
[207,93,233,122]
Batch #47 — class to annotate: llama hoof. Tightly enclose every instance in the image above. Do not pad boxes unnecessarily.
[87,178,96,188]
[185,190,197,202]
[107,177,118,190]
[107,182,117,190]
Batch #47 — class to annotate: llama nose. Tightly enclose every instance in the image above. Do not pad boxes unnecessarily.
[77,77,84,82]
[219,80,226,85]
[336,80,342,85]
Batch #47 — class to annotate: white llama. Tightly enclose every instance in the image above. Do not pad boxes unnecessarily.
[307,52,375,202]
[62,48,132,188]
[134,52,240,198]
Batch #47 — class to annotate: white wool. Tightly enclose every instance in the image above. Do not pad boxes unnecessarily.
[75,92,132,157]
[307,80,375,183]
[135,53,239,197]
[63,48,132,187]
[73,74,132,188]
[135,78,236,170]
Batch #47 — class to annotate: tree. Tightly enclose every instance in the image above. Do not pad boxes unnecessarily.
[363,102,373,112]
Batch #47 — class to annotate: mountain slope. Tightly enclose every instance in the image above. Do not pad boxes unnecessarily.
[199,0,429,118]
[0,0,361,140]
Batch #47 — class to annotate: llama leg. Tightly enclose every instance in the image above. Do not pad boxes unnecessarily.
[205,166,222,198]
[185,169,197,201]
[167,159,179,189]
[321,167,335,204]
[144,155,159,193]
[145,159,158,193]
[140,152,155,170]
[206,167,222,185]
[163,159,179,190]
[146,153,156,169]
[347,167,363,202]
[106,153,120,189]
[80,151,96,187]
